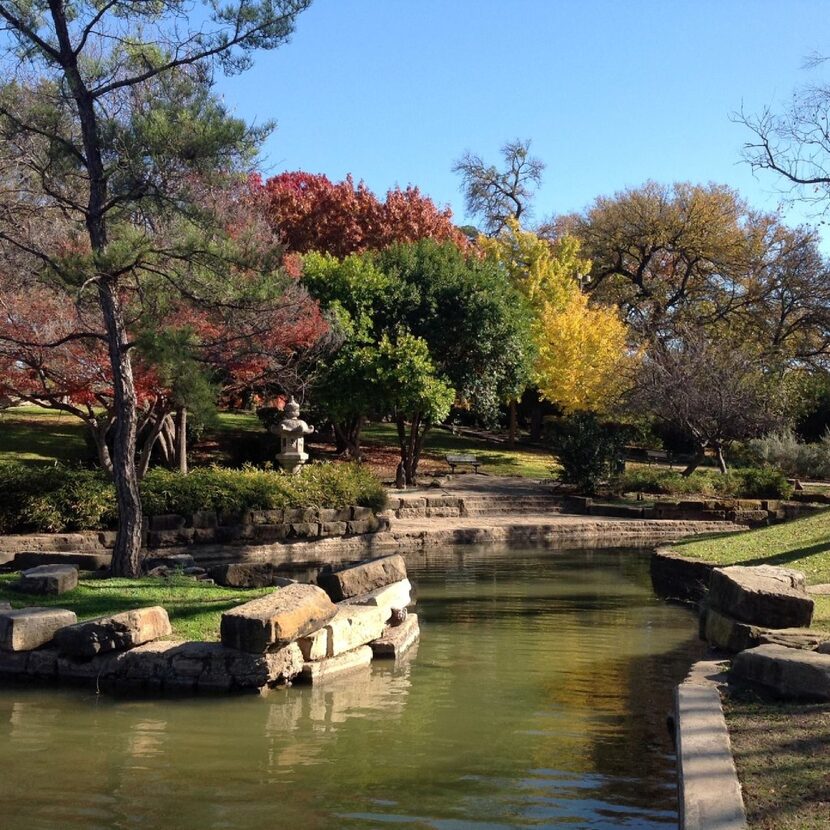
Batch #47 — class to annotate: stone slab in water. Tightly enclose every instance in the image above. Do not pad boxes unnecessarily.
[299,644,373,684]
[340,578,412,621]
[732,643,830,700]
[107,640,304,692]
[209,563,296,590]
[298,605,386,661]
[16,564,79,595]
[370,614,420,659]
[13,551,110,571]
[317,554,407,601]
[0,607,77,652]
[53,606,172,658]
[708,565,813,628]
[704,606,829,653]
[220,584,337,653]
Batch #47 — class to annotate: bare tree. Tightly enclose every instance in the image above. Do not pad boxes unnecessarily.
[452,139,545,235]
[629,330,785,475]
[737,79,830,210]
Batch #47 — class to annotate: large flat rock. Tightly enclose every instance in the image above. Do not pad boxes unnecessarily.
[209,563,296,589]
[13,551,110,571]
[703,606,830,653]
[731,643,830,700]
[299,644,373,684]
[220,584,337,653]
[340,578,412,621]
[53,606,172,658]
[708,565,814,628]
[16,564,79,595]
[298,605,386,661]
[108,640,304,692]
[317,554,407,601]
[370,614,420,659]
[0,607,77,652]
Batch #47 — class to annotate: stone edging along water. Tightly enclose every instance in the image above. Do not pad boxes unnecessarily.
[674,658,748,830]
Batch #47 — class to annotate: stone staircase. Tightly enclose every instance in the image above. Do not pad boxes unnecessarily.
[388,487,563,520]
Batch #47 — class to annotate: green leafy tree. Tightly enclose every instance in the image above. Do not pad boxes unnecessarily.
[0,0,312,576]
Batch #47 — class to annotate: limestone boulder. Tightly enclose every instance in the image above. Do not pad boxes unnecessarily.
[15,564,78,595]
[340,578,412,621]
[299,644,373,684]
[731,643,830,700]
[704,606,829,653]
[0,607,77,652]
[708,565,814,628]
[317,554,407,602]
[209,563,296,590]
[53,606,172,658]
[13,551,110,571]
[370,614,420,659]
[220,584,337,653]
[298,605,386,661]
[103,640,303,692]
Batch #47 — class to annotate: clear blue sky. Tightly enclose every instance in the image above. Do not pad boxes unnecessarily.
[219,0,830,237]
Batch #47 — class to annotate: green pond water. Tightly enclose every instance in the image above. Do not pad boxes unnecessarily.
[0,545,703,830]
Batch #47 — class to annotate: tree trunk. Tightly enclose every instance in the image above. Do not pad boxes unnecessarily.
[89,419,114,477]
[715,443,728,474]
[508,399,517,448]
[333,415,364,460]
[99,280,143,577]
[682,445,707,477]
[176,406,188,475]
[395,412,426,486]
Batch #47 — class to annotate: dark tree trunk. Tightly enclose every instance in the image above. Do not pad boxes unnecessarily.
[530,404,543,442]
[395,412,427,486]
[333,415,364,460]
[682,445,707,477]
[89,418,114,476]
[508,399,517,448]
[99,280,143,576]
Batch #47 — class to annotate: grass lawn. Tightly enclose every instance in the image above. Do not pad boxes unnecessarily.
[0,405,89,465]
[724,692,830,830]
[0,573,270,641]
[674,509,830,627]
[360,422,556,479]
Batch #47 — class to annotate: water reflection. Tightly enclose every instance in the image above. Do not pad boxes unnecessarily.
[0,545,700,830]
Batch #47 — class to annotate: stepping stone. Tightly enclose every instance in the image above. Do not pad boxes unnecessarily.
[13,551,111,571]
[708,565,814,628]
[16,565,79,595]
[317,554,408,601]
[299,645,373,684]
[340,579,412,621]
[732,643,830,700]
[298,605,386,661]
[220,584,336,653]
[53,606,172,658]
[143,554,196,572]
[704,607,830,653]
[0,607,77,652]
[370,614,420,659]
[209,563,296,589]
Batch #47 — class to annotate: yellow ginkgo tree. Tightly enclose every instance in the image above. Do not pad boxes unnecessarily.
[482,218,631,413]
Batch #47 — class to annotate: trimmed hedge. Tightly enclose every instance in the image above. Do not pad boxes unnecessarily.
[615,466,793,500]
[0,462,387,534]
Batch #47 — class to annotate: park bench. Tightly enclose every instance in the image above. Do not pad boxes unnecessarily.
[645,449,672,467]
[445,454,481,474]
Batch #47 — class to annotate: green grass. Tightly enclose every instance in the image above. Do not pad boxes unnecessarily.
[0,573,271,641]
[362,422,557,479]
[675,508,830,627]
[724,692,830,830]
[0,406,89,465]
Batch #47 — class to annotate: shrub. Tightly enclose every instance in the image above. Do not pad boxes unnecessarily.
[548,413,627,494]
[615,466,793,500]
[0,463,116,533]
[0,462,386,534]
[744,430,830,481]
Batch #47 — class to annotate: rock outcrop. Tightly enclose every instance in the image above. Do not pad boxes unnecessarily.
[53,606,172,658]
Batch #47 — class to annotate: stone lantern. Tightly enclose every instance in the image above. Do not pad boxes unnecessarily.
[272,397,314,474]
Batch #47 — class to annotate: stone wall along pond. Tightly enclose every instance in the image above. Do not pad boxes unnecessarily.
[0,554,419,695]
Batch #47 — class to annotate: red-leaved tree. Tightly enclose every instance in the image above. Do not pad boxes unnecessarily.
[257,172,469,257]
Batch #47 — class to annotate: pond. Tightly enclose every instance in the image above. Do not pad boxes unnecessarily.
[0,545,703,830]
